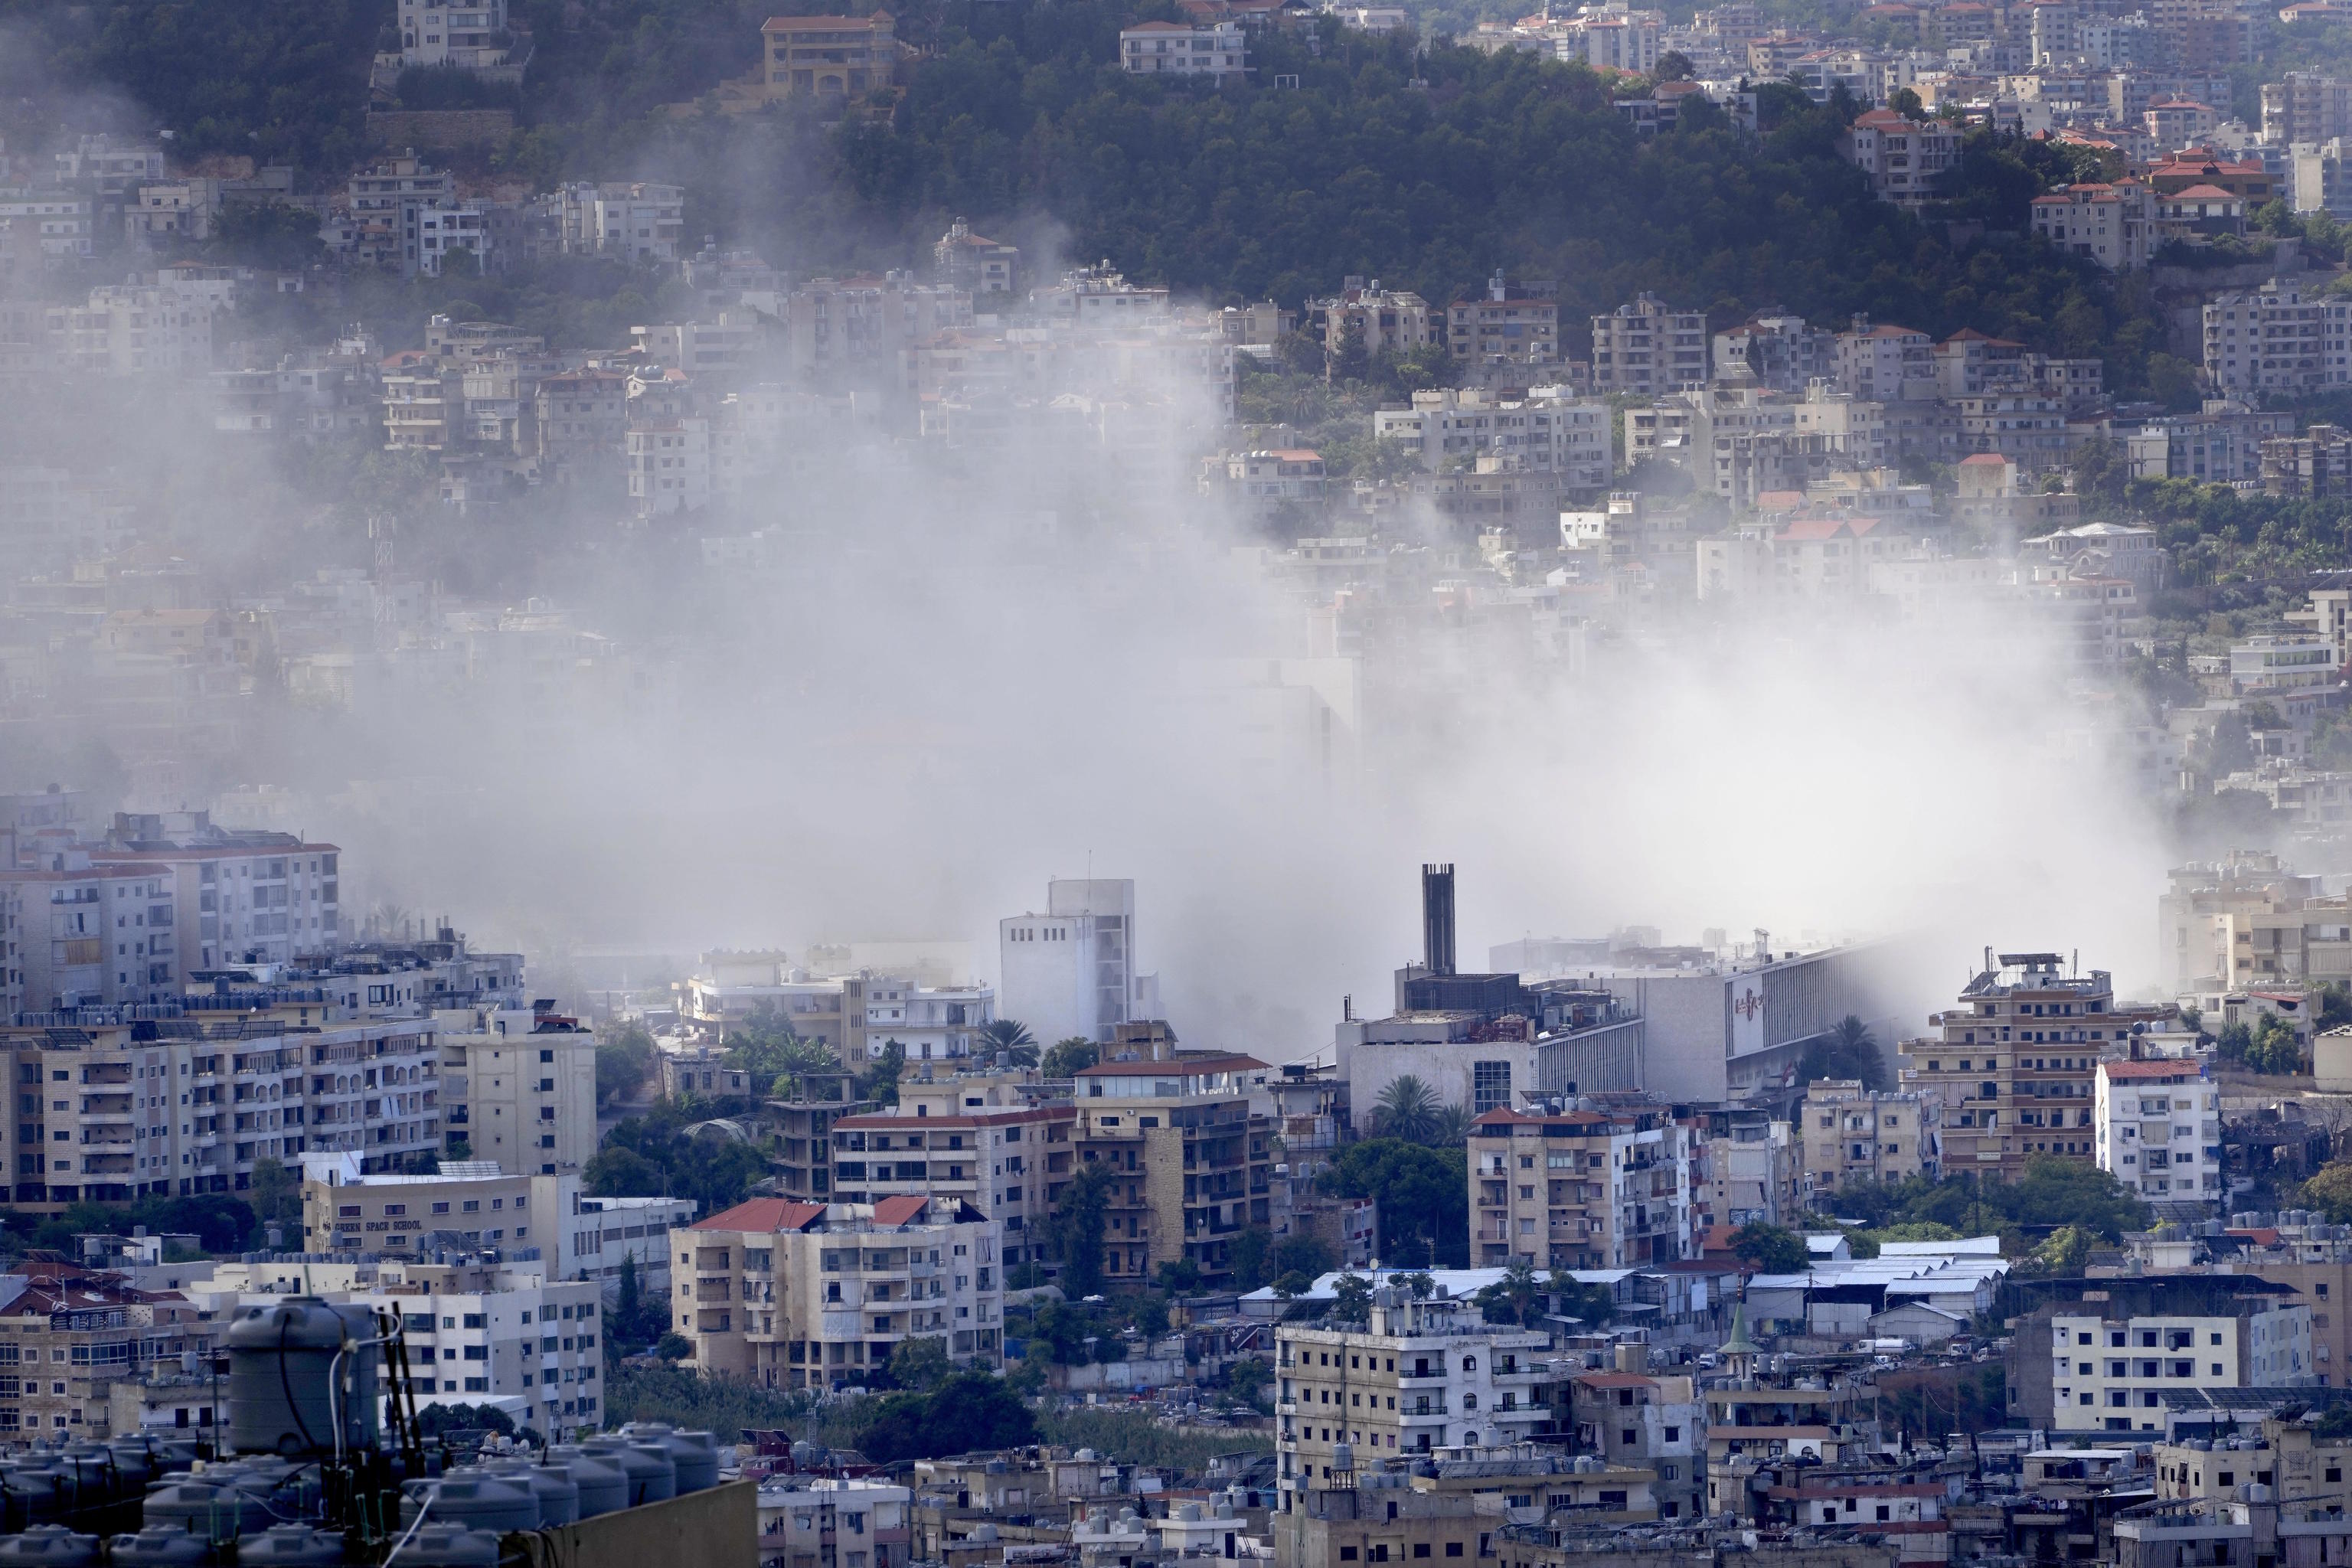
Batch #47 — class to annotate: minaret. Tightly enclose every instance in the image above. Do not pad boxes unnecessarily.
[1719,1297,1760,1383]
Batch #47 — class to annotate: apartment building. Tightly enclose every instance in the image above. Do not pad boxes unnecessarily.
[0,1268,213,1438]
[1798,1079,1937,1200]
[2203,277,2352,397]
[46,286,213,377]
[829,1103,1074,1268]
[552,181,685,265]
[1,1011,439,1208]
[1373,387,1612,487]
[2156,1419,2352,1504]
[1895,952,2127,1181]
[678,1194,1001,1390]
[1591,293,1710,394]
[759,1478,913,1568]
[1466,1099,1694,1270]
[1275,1289,1551,1500]
[429,1006,597,1171]
[301,1163,691,1297]
[1702,1379,1867,1509]
[1313,281,1437,358]
[76,810,343,974]
[1694,1103,1798,1230]
[684,952,998,1067]
[1842,109,1962,207]
[1713,314,1837,393]
[761,12,900,98]
[2029,181,2155,270]
[1119,20,1248,77]
[1564,1357,1704,1521]
[2047,1288,2315,1433]
[395,0,510,69]
[0,851,180,1016]
[1073,1053,1273,1285]
[1834,321,1934,402]
[2095,1058,2220,1204]
[2264,71,2352,144]
[1446,273,1560,365]
[2158,851,2349,994]
[368,1260,603,1439]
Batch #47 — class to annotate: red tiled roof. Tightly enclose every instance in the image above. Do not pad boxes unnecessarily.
[2169,184,2238,200]
[2099,1059,2199,1078]
[694,1197,827,1233]
[1958,452,2011,465]
[872,1194,933,1227]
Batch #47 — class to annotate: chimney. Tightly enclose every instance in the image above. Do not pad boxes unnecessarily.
[1423,864,1457,978]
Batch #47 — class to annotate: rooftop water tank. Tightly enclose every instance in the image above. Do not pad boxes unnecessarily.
[105,1530,214,1568]
[397,1526,502,1568]
[581,1436,674,1505]
[403,1472,538,1534]
[235,1524,349,1568]
[0,1527,101,1568]
[227,1298,381,1458]
[542,1446,627,1520]
[485,1458,580,1527]
[618,1423,720,1494]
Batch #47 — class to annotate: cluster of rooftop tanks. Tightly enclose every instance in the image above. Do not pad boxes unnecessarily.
[0,1296,724,1567]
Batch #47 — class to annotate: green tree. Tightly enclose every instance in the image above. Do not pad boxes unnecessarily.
[1155,1257,1204,1295]
[861,1041,906,1106]
[980,1019,1039,1064]
[1655,49,1695,80]
[248,1156,302,1230]
[1320,1138,1468,1266]
[1050,1163,1115,1297]
[2032,1224,2096,1273]
[1271,1233,1337,1281]
[1041,1037,1100,1078]
[596,1021,659,1108]
[1798,1016,1885,1089]
[1731,1222,1811,1274]
[886,1335,952,1392]
[1374,1076,1442,1143]
[857,1372,1038,1462]
[1547,1269,1615,1326]
[1329,1272,1374,1324]
[1230,1225,1273,1291]
[655,1332,691,1361]
[1475,1257,1541,1326]
[2303,1159,2352,1222]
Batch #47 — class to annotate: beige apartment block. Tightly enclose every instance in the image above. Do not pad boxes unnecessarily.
[1798,1079,1937,1200]
[1466,1099,1693,1269]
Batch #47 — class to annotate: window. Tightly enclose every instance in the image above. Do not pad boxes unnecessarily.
[1471,1060,1512,1115]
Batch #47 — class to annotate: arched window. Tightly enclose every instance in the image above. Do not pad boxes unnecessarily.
[1462,1354,1478,1372]
[1462,1393,1479,1410]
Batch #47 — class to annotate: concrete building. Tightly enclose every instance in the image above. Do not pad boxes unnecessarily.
[2157,851,2347,996]
[2029,181,2156,269]
[1073,1050,1273,1285]
[828,1102,1073,1269]
[1563,1355,1704,1521]
[1896,951,2141,1181]
[395,0,512,69]
[302,1162,694,1289]
[2095,1058,2220,1204]
[762,12,900,99]
[759,1478,913,1568]
[553,182,685,266]
[1119,20,1249,77]
[2265,71,2352,145]
[2203,277,2352,397]
[1843,109,1962,207]
[676,1194,1002,1390]
[1592,942,1900,1102]
[1591,294,1710,394]
[431,1005,599,1171]
[0,1268,213,1438]
[1275,1287,1551,1501]
[1373,387,1612,487]
[2046,1286,2315,1433]
[1798,1079,1938,1200]
[1466,1099,1694,1269]
[998,878,1148,1047]
[1446,272,1560,366]
[367,1259,603,1440]
[0,1011,439,1209]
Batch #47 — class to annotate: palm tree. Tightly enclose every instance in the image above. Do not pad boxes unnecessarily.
[1430,1102,1475,1148]
[981,1018,1039,1066]
[1375,1075,1441,1143]
[1478,1256,1540,1327]
[1800,1014,1883,1089]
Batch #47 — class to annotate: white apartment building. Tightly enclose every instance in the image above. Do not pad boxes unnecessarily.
[1276,1289,1552,1502]
[0,192,94,260]
[2204,277,2352,397]
[554,182,686,265]
[1558,12,1662,72]
[2029,182,2155,270]
[396,0,511,67]
[2095,1059,2220,1203]
[376,1266,603,1439]
[1119,20,1248,77]
[1373,387,1612,487]
[2232,634,2339,694]
[84,810,341,972]
[47,286,212,377]
[678,1194,1002,1390]
[626,417,710,516]
[998,878,1148,1047]
[1834,321,1934,401]
[2050,1299,2315,1433]
[414,201,495,278]
[1591,293,1710,394]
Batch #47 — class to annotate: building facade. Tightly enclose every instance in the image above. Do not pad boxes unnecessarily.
[1466,1101,1695,1270]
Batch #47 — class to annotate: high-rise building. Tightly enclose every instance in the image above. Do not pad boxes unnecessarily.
[1590,293,1710,394]
[999,878,1152,1046]
[2095,1057,2221,1204]
[1466,1098,1694,1269]
[1072,1045,1273,1286]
